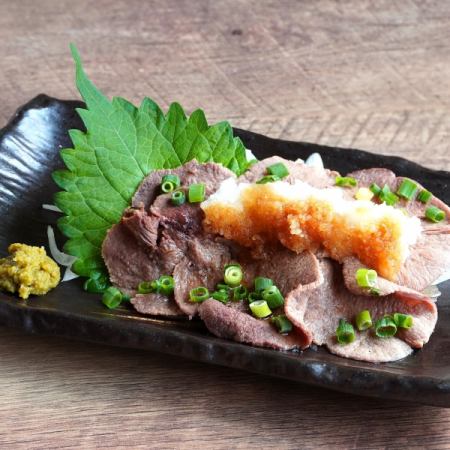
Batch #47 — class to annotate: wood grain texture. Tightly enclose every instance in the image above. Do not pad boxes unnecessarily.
[1,0,450,448]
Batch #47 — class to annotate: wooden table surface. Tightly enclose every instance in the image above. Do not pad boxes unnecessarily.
[1,1,450,448]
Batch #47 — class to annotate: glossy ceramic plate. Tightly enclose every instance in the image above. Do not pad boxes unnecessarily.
[1,95,449,407]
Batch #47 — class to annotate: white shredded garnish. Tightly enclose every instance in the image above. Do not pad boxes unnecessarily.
[245,149,257,162]
[62,266,79,282]
[422,285,442,298]
[305,153,324,169]
[433,269,450,286]
[47,225,78,268]
[42,204,63,213]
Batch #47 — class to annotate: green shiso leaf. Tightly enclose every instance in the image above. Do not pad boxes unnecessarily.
[53,44,250,276]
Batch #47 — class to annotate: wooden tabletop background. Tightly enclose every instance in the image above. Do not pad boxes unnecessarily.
[1,0,450,448]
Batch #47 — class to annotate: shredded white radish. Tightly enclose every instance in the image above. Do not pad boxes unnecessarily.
[245,149,257,162]
[433,270,450,286]
[47,225,78,267]
[62,266,79,282]
[305,153,324,169]
[42,204,63,213]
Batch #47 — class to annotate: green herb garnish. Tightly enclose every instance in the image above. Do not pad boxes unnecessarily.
[53,44,251,277]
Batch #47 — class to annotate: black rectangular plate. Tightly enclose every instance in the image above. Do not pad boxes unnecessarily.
[1,95,449,407]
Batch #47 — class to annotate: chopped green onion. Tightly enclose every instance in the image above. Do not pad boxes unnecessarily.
[379,185,399,206]
[232,285,248,301]
[224,264,243,287]
[188,183,206,203]
[355,310,372,331]
[138,281,154,294]
[102,287,123,309]
[161,174,180,193]
[355,268,377,288]
[417,189,432,203]
[267,162,289,179]
[271,315,293,334]
[335,176,357,187]
[375,316,397,338]
[254,277,273,292]
[336,319,355,345]
[262,285,284,309]
[121,293,131,302]
[249,300,272,318]
[397,179,418,200]
[171,190,186,206]
[425,206,445,223]
[393,313,413,329]
[189,286,210,303]
[84,272,110,293]
[248,291,261,303]
[211,290,229,304]
[369,287,381,296]
[216,283,230,292]
[256,175,280,184]
[370,183,381,196]
[158,275,174,296]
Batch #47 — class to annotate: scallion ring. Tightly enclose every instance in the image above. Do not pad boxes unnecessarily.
[370,183,382,196]
[271,315,293,334]
[189,286,210,303]
[355,268,377,288]
[262,285,284,309]
[417,189,432,203]
[249,300,272,318]
[138,281,154,294]
[379,185,399,206]
[224,264,243,287]
[254,277,273,293]
[425,206,445,223]
[188,183,206,203]
[211,290,229,304]
[397,179,418,200]
[158,275,175,296]
[161,174,180,193]
[267,162,289,179]
[232,285,248,301]
[336,319,355,345]
[247,291,261,303]
[375,316,397,338]
[102,287,123,309]
[84,272,110,293]
[355,310,372,331]
[171,190,186,206]
[335,176,357,188]
[393,313,413,329]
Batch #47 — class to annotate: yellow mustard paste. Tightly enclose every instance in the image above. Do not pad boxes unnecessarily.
[0,243,60,299]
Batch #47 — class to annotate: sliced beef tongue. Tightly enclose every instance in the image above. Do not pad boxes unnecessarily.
[396,229,450,292]
[347,168,450,221]
[241,156,338,187]
[199,299,309,351]
[102,219,163,291]
[131,293,184,317]
[132,160,236,210]
[173,237,231,318]
[342,256,432,302]
[198,249,321,351]
[285,259,437,363]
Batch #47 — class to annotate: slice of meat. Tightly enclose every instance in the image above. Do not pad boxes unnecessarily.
[199,299,309,351]
[241,156,338,187]
[122,207,159,248]
[285,259,437,363]
[173,237,231,317]
[131,293,184,317]
[102,221,163,291]
[342,256,431,302]
[396,228,450,291]
[132,160,235,210]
